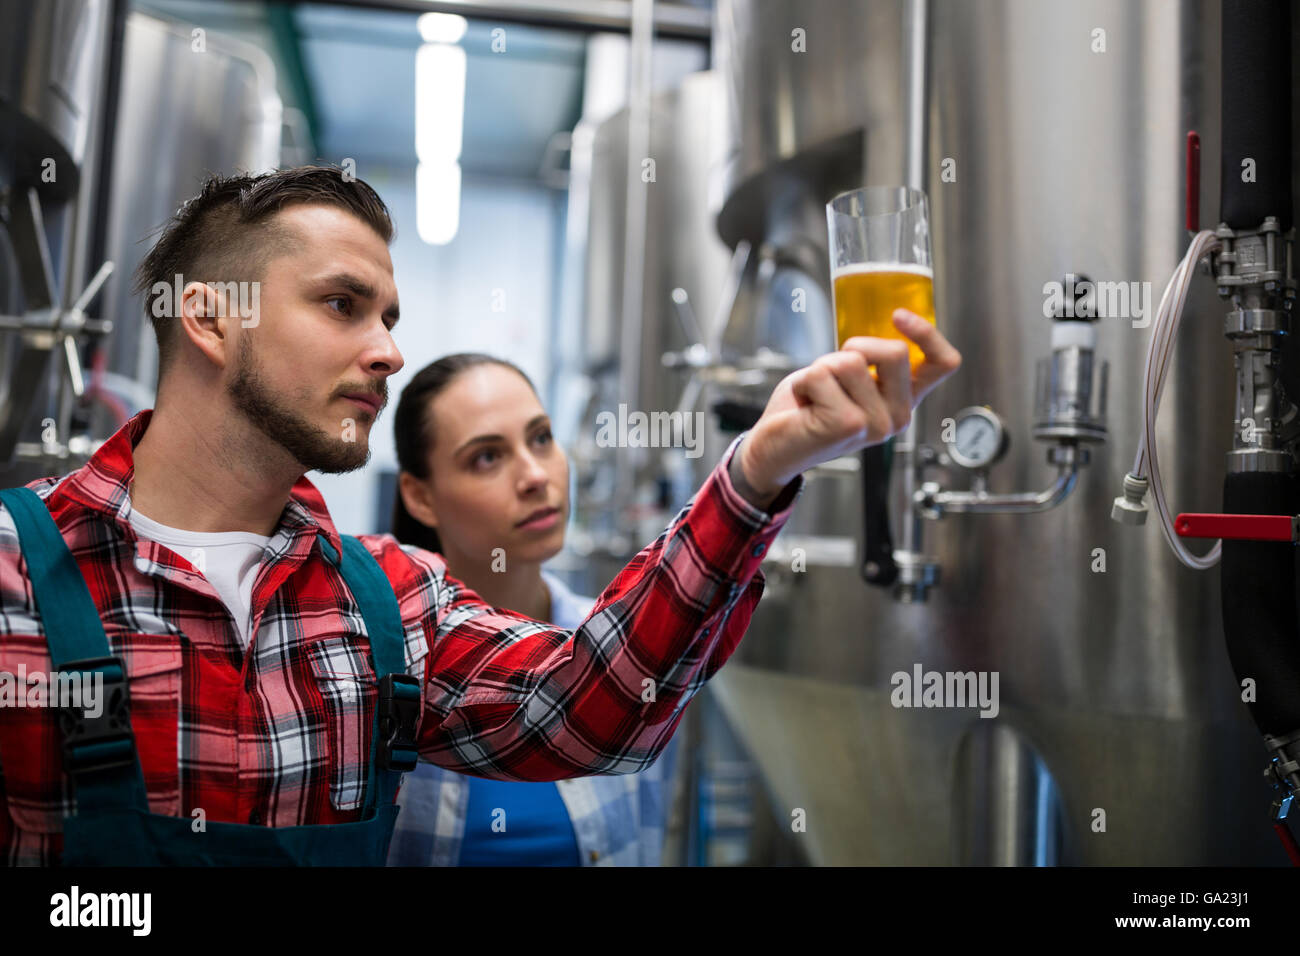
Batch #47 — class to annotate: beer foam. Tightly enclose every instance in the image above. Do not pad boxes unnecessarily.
[831,262,934,280]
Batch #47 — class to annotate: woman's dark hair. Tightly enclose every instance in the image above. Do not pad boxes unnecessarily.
[391,353,537,553]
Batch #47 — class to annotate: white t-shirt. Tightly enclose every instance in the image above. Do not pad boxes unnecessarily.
[128,507,271,650]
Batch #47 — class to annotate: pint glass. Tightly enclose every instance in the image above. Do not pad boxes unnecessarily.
[826,186,934,369]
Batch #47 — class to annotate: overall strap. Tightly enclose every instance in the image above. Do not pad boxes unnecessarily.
[0,487,116,667]
[0,487,150,813]
[318,534,420,815]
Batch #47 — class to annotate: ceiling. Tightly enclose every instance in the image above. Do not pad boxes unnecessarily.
[132,0,593,179]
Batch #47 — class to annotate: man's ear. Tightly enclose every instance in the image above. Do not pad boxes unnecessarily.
[398,471,439,529]
[179,281,229,368]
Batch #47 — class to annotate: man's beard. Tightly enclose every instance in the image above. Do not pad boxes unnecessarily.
[227,335,373,474]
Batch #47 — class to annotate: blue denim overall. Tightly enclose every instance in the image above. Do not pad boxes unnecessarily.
[0,486,422,866]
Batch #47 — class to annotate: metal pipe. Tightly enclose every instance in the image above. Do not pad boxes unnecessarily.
[611,0,654,533]
[930,463,1079,515]
[894,0,929,576]
[902,0,928,192]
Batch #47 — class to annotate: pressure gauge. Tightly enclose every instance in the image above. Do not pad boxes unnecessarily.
[946,406,1009,470]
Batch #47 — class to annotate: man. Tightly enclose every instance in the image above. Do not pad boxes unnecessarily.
[0,166,960,865]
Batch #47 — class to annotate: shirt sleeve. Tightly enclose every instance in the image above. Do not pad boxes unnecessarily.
[381,432,801,782]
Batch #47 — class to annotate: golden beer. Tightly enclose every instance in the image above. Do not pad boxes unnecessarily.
[832,263,935,370]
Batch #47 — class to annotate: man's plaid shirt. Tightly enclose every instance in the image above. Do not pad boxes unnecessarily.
[0,410,797,864]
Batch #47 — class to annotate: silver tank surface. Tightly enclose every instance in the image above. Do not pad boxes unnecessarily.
[713,0,906,252]
[573,70,736,547]
[97,12,282,392]
[0,0,110,200]
[696,0,1279,865]
[581,71,730,407]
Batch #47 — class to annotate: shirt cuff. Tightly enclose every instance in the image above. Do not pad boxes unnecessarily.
[687,432,803,584]
[718,431,804,519]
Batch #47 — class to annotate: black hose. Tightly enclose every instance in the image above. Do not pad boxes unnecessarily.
[1220,472,1300,737]
[1220,0,1293,229]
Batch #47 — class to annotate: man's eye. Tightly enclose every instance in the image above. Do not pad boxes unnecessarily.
[326,296,352,315]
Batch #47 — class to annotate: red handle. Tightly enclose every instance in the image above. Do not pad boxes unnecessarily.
[1175,512,1295,542]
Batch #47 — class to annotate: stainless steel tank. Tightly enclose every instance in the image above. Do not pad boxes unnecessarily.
[572,70,738,553]
[0,8,281,480]
[0,0,113,486]
[695,0,1280,865]
[97,12,283,392]
[0,0,110,202]
[713,0,906,254]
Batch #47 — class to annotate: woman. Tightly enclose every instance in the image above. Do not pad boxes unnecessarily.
[385,353,678,866]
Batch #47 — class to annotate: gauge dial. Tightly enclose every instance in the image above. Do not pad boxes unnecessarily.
[946,406,1008,470]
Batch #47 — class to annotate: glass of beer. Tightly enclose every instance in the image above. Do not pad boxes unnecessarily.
[826,186,934,369]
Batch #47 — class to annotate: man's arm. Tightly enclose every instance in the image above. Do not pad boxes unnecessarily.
[391,310,961,782]
[390,432,798,781]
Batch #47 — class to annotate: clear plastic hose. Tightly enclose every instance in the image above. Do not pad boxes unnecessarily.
[1128,229,1222,570]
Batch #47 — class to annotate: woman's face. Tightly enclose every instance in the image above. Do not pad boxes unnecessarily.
[413,364,569,566]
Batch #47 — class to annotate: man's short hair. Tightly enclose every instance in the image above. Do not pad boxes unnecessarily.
[132,165,394,376]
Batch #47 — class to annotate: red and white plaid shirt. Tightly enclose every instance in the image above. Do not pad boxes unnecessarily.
[0,410,798,864]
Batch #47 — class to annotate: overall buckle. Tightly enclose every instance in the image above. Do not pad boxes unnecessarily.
[377,673,421,772]
[56,656,137,775]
